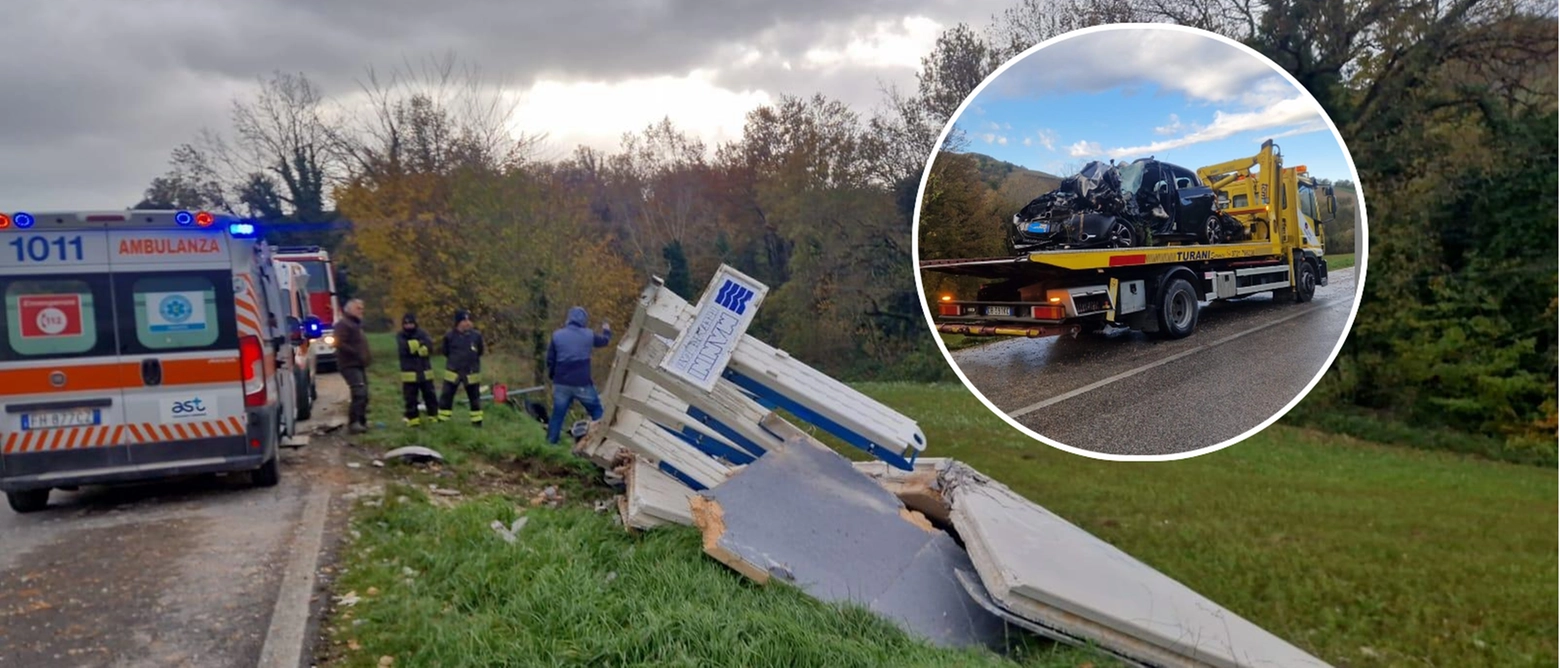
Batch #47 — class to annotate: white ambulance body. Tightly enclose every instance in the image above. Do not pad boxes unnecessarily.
[0,209,300,512]
[274,259,321,421]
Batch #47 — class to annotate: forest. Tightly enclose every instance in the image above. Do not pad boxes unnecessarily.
[132,0,1557,461]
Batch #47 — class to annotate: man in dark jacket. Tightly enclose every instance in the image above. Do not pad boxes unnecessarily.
[438,309,486,426]
[545,306,612,444]
[396,313,439,427]
[334,298,371,434]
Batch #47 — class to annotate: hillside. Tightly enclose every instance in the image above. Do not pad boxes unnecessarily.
[961,152,1063,209]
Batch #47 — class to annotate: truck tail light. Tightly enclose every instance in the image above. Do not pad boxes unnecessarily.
[240,335,267,407]
[938,303,961,316]
[1031,305,1065,320]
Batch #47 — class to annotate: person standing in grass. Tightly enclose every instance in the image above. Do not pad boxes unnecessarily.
[545,306,611,444]
[334,298,371,434]
[395,313,439,427]
[439,309,486,427]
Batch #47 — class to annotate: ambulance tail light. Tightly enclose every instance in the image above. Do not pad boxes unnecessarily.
[240,335,267,407]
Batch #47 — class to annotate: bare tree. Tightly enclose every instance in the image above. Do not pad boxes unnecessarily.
[332,53,543,182]
[989,0,1153,61]
[226,72,338,220]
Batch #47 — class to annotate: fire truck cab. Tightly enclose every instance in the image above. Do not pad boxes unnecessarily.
[0,209,305,512]
[272,246,341,372]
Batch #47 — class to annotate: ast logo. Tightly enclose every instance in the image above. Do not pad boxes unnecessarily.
[714,280,755,315]
[164,397,211,421]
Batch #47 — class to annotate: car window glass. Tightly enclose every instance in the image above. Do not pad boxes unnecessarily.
[1,277,113,360]
[128,274,221,349]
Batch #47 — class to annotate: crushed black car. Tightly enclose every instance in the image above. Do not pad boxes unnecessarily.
[1007,158,1249,253]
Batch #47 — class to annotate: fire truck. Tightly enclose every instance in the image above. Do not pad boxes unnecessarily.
[272,246,341,371]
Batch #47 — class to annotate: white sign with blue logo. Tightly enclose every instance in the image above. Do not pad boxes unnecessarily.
[660,265,769,392]
[146,291,208,333]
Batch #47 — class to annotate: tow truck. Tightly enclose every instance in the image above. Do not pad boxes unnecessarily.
[272,246,342,371]
[924,140,1339,340]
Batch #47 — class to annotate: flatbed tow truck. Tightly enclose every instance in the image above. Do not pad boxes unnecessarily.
[923,140,1340,340]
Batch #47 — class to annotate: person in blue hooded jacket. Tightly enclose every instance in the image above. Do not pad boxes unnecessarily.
[545,306,612,444]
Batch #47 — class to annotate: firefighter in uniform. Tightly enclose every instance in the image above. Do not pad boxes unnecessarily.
[439,309,486,426]
[396,313,439,426]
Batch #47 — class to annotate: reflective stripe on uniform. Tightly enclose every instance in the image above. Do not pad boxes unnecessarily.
[400,371,419,382]
[444,369,460,382]
[469,410,484,423]
[467,372,481,383]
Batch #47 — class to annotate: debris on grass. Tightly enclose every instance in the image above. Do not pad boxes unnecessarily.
[383,446,445,465]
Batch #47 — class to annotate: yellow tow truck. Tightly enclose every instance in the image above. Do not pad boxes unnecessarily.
[924,140,1339,339]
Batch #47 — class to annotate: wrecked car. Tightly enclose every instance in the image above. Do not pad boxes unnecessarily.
[1007,158,1247,253]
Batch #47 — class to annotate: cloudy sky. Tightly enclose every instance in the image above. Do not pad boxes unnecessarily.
[956,28,1353,181]
[2,0,1026,211]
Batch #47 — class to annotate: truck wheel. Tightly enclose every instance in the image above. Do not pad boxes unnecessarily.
[295,377,313,421]
[1294,259,1317,303]
[252,456,281,488]
[7,489,49,513]
[1156,278,1199,339]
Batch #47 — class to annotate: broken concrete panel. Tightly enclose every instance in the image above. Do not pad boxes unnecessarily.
[853,458,955,527]
[626,456,696,528]
[691,434,1007,649]
[945,464,1329,668]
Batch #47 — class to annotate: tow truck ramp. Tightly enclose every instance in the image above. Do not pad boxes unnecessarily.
[574,267,1329,666]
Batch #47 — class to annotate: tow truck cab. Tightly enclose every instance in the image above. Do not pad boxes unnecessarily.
[0,209,306,512]
[272,247,340,372]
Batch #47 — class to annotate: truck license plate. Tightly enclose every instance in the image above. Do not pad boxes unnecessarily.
[985,306,1014,317]
[21,408,101,430]
[1026,222,1050,233]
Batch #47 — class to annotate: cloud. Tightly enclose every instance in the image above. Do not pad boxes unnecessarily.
[1022,137,1033,146]
[1068,140,1102,157]
[0,0,1013,208]
[512,70,773,155]
[1154,113,1188,135]
[1095,96,1319,158]
[1036,128,1058,151]
[984,29,1276,104]
[980,133,1009,145]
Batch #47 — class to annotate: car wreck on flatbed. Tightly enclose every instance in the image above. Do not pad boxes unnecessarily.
[1008,157,1250,252]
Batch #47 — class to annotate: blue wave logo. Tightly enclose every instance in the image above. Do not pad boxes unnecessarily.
[714,280,755,315]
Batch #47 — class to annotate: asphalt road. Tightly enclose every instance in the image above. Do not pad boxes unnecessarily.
[951,267,1359,456]
[0,375,350,668]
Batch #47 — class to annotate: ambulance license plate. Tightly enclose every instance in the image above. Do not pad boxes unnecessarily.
[985,306,1014,317]
[21,408,101,430]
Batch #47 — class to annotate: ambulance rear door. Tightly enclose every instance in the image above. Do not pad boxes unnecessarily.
[0,215,131,479]
[108,223,248,465]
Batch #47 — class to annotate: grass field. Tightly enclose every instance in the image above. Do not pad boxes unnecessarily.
[1327,252,1357,270]
[322,338,1557,667]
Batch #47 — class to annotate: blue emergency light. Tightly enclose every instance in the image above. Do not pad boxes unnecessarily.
[13,212,34,229]
[175,210,194,226]
[304,319,323,337]
[228,222,257,237]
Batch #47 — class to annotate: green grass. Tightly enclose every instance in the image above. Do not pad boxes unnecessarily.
[1327,252,1356,270]
[846,382,1558,668]
[326,338,1557,668]
[939,333,991,351]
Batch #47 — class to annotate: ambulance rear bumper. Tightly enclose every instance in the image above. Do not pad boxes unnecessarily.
[0,435,267,492]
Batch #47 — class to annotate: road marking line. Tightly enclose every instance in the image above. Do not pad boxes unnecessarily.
[1008,299,1349,419]
[257,478,332,668]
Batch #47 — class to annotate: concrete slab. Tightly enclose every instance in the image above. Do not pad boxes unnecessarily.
[944,464,1330,668]
[691,435,1007,649]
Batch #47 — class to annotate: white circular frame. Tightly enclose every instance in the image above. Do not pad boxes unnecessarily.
[910,23,1371,462]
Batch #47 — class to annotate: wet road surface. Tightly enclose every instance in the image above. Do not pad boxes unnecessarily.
[951,267,1359,456]
[0,376,349,668]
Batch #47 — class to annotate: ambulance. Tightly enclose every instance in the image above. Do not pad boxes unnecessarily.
[0,209,306,512]
[274,260,322,421]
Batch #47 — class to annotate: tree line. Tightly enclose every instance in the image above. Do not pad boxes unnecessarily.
[135,0,1556,459]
